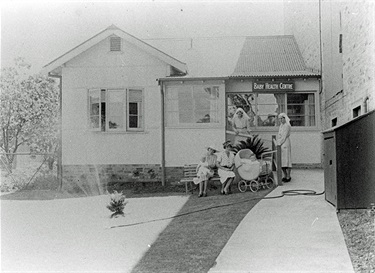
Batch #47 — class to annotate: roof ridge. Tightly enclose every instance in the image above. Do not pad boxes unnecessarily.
[244,35,295,39]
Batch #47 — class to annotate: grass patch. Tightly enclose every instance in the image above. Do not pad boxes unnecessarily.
[131,187,273,273]
[338,209,375,273]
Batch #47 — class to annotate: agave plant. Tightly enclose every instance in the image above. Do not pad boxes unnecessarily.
[107,190,127,218]
[232,135,271,159]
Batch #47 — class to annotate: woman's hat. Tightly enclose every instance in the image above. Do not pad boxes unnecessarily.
[206,144,218,152]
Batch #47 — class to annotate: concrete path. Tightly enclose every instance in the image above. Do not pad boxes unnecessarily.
[1,195,188,272]
[209,169,354,273]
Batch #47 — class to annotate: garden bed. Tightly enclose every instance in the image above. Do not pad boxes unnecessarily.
[337,209,375,273]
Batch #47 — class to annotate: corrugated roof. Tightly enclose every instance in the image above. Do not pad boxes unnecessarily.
[231,35,320,77]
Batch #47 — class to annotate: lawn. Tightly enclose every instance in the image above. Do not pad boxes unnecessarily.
[131,187,273,273]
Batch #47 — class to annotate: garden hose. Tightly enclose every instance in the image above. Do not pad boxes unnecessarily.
[109,188,325,229]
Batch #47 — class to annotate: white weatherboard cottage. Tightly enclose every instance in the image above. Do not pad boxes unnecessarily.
[43,25,321,188]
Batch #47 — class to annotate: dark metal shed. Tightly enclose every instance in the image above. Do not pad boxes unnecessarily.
[323,109,375,210]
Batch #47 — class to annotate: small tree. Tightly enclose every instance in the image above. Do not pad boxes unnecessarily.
[0,57,60,172]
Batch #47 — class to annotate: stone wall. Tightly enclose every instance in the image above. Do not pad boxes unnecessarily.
[340,0,375,126]
[61,164,184,195]
[284,0,375,130]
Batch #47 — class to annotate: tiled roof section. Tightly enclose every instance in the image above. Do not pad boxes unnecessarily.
[231,35,320,77]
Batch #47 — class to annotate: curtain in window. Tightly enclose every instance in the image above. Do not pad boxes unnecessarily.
[166,85,220,126]
[273,93,285,113]
[89,89,100,130]
[273,93,285,126]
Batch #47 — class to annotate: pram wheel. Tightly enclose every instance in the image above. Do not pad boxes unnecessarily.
[238,180,248,192]
[249,180,259,192]
[265,177,275,189]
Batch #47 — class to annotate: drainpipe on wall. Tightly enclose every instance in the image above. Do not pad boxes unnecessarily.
[159,80,166,186]
[318,0,324,96]
[48,73,63,191]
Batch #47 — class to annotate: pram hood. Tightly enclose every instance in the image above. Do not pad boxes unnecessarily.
[235,149,261,181]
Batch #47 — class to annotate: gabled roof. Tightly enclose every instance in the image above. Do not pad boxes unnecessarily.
[42,24,187,76]
[231,35,320,78]
[148,37,245,78]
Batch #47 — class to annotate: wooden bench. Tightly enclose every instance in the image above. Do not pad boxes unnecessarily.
[179,164,220,194]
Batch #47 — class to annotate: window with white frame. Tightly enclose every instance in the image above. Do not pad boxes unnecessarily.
[227,92,316,129]
[165,85,220,127]
[128,89,143,130]
[88,88,144,132]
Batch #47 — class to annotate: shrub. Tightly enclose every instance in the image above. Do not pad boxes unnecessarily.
[106,190,127,218]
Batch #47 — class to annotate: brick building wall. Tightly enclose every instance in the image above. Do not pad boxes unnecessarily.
[284,0,375,130]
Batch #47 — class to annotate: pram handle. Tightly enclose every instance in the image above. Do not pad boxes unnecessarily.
[260,150,277,161]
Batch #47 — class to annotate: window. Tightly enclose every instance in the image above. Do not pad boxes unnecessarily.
[110,36,121,51]
[339,34,343,53]
[128,89,143,130]
[287,93,315,126]
[353,106,361,118]
[88,88,143,132]
[165,85,220,126]
[227,92,316,130]
[332,117,337,127]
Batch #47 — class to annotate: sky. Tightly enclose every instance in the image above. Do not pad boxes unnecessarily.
[1,0,285,74]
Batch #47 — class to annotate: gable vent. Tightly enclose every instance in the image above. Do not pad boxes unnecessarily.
[110,36,121,51]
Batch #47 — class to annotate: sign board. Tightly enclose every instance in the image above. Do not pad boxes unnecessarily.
[253,81,294,91]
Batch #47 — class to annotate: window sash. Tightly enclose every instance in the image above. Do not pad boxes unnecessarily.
[166,85,220,126]
[88,88,144,132]
[127,89,143,130]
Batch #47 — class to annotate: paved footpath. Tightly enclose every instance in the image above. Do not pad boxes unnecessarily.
[208,169,355,273]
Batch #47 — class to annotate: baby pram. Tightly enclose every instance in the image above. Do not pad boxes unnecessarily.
[234,149,275,192]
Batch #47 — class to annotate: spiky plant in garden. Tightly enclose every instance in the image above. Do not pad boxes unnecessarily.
[107,191,127,218]
[232,135,271,159]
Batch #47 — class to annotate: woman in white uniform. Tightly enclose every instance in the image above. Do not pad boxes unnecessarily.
[216,141,236,195]
[277,113,292,182]
[231,108,252,136]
